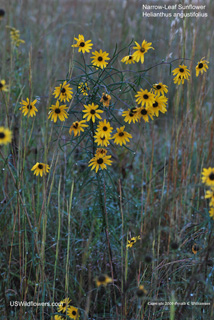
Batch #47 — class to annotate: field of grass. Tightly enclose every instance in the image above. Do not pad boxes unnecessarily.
[0,0,214,319]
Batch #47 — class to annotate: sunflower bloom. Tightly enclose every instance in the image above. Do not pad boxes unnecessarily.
[95,274,113,287]
[121,55,136,64]
[82,103,103,123]
[112,126,132,146]
[136,285,148,297]
[201,168,214,187]
[132,40,154,64]
[205,188,214,207]
[19,98,38,117]
[172,65,190,85]
[53,315,64,320]
[0,80,9,92]
[122,107,139,124]
[58,297,72,313]
[48,101,68,122]
[100,93,111,107]
[96,119,113,138]
[136,106,154,123]
[67,306,79,320]
[0,127,12,145]
[94,131,111,147]
[152,83,168,96]
[88,153,112,173]
[195,57,209,77]
[69,120,88,137]
[91,50,110,69]
[192,243,200,255]
[209,207,214,220]
[31,162,50,177]
[150,95,168,117]
[53,81,73,102]
[135,89,155,108]
[96,148,107,156]
[127,236,141,248]
[78,82,89,96]
[72,34,93,53]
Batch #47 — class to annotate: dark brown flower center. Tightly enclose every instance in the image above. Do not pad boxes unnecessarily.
[130,107,136,113]
[179,68,184,73]
[156,85,161,89]
[0,9,5,17]
[38,164,43,169]
[209,173,214,180]
[80,42,85,47]
[103,95,108,101]
[131,239,135,242]
[97,158,104,165]
[103,126,108,131]
[129,55,132,60]
[61,88,66,93]
[73,123,78,129]
[0,132,5,139]
[90,109,95,114]
[98,274,106,282]
[141,109,147,115]
[98,56,103,61]
[129,112,134,117]
[0,83,3,88]
[72,311,77,315]
[27,105,32,110]
[140,47,145,53]
[143,94,148,99]
[55,108,61,114]
[136,289,145,297]
[119,132,124,137]
[100,136,105,140]
[62,303,66,308]
[198,63,203,69]
[153,101,158,108]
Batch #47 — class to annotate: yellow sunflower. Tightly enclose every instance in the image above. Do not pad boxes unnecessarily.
[0,127,12,145]
[192,243,200,255]
[19,98,38,117]
[53,315,65,320]
[136,285,148,297]
[122,107,139,124]
[172,65,190,85]
[121,55,136,64]
[72,34,93,53]
[53,81,73,102]
[94,131,111,147]
[152,82,168,96]
[96,148,107,156]
[31,162,50,177]
[132,40,154,64]
[88,153,112,173]
[58,297,71,313]
[91,50,110,69]
[205,188,214,207]
[112,126,132,146]
[96,119,113,138]
[67,306,79,320]
[135,89,155,108]
[127,236,141,248]
[136,106,154,123]
[209,207,214,220]
[78,82,89,96]
[195,57,209,77]
[95,274,113,287]
[201,168,214,187]
[82,102,103,123]
[48,101,68,122]
[100,93,111,107]
[150,95,168,117]
[0,79,9,92]
[69,120,88,137]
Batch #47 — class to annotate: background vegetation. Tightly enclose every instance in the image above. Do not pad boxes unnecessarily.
[0,0,214,319]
